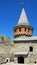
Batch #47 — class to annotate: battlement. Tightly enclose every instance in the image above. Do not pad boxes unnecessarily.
[0,36,12,42]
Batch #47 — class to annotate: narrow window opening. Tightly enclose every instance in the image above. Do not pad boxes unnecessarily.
[25,28,26,31]
[19,28,21,31]
[28,28,30,32]
[34,61,36,64]
[29,46,33,52]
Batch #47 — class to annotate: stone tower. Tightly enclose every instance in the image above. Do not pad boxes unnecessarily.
[14,8,33,38]
[13,8,37,64]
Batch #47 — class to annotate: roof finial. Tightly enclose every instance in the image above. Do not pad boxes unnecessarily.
[21,2,24,8]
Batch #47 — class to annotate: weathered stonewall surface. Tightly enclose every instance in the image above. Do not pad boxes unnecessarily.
[0,36,14,64]
[1,62,37,65]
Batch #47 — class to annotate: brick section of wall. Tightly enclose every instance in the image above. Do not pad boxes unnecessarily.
[14,27,32,37]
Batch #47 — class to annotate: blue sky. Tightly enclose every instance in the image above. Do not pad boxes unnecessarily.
[0,0,37,38]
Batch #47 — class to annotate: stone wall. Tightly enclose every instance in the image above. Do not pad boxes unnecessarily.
[0,36,37,64]
[14,43,37,64]
[0,36,15,64]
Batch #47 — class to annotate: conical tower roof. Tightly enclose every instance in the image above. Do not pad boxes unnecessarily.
[17,8,30,26]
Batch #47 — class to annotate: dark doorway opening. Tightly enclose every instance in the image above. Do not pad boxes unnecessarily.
[18,56,24,64]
